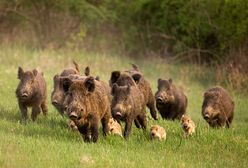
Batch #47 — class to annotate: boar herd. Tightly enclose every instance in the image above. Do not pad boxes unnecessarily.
[15,62,235,142]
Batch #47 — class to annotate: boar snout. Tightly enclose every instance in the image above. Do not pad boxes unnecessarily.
[21,92,28,98]
[52,100,59,106]
[69,111,78,119]
[183,124,189,130]
[156,97,163,103]
[113,111,122,120]
[116,112,122,117]
[203,112,210,120]
[203,106,213,120]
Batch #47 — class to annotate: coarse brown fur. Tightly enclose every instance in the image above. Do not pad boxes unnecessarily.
[111,83,147,139]
[63,76,111,143]
[155,78,187,120]
[180,114,196,137]
[51,66,92,116]
[107,118,123,137]
[110,64,158,120]
[51,74,88,116]
[150,125,166,141]
[202,86,234,128]
[16,67,47,121]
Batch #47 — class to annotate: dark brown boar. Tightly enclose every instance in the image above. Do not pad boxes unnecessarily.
[202,86,234,128]
[51,66,91,116]
[62,76,111,143]
[111,83,147,139]
[16,67,47,121]
[110,65,158,120]
[155,78,187,120]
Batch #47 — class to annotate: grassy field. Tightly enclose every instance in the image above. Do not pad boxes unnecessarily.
[0,45,248,168]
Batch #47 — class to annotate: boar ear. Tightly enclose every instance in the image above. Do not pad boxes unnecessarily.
[132,74,142,84]
[204,91,214,98]
[73,60,80,73]
[131,64,139,71]
[85,76,95,92]
[168,78,173,84]
[33,69,38,77]
[95,76,100,81]
[181,114,185,119]
[111,83,118,95]
[53,74,59,81]
[84,66,90,76]
[203,91,208,98]
[157,78,163,86]
[63,78,72,92]
[110,71,120,84]
[18,67,24,79]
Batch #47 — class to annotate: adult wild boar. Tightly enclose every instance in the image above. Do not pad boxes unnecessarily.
[63,77,111,142]
[111,83,147,139]
[155,78,187,120]
[51,66,91,116]
[110,64,158,120]
[202,86,234,128]
[16,67,47,121]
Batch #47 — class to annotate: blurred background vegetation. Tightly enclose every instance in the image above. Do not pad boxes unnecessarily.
[0,0,248,93]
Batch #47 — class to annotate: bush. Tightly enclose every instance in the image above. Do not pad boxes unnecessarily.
[0,0,247,63]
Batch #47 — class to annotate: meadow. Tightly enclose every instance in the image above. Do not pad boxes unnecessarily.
[0,45,247,168]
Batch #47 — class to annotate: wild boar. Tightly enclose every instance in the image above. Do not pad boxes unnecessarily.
[202,86,234,128]
[16,67,47,121]
[111,83,147,139]
[63,77,111,143]
[51,66,91,116]
[180,114,196,137]
[155,78,187,120]
[108,118,123,137]
[150,125,166,141]
[110,64,158,120]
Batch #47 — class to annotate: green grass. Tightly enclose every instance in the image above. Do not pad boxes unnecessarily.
[0,45,248,168]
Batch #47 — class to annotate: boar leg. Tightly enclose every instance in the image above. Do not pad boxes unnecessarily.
[41,100,48,116]
[134,119,141,128]
[78,126,91,142]
[83,131,91,143]
[226,115,233,128]
[124,119,133,139]
[31,105,41,121]
[217,115,226,128]
[137,114,147,130]
[160,111,168,120]
[82,134,90,142]
[147,97,158,120]
[91,121,99,143]
[18,102,28,120]
[101,116,110,136]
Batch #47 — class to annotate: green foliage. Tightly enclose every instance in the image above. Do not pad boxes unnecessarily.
[0,0,247,63]
[126,0,248,62]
